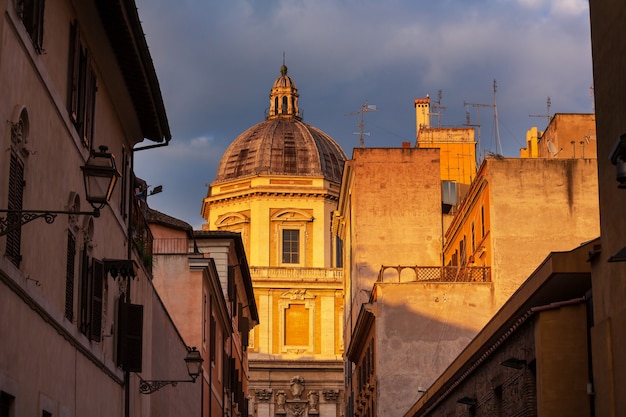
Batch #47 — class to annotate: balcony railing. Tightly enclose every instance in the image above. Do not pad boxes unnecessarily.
[250,266,343,282]
[378,265,491,283]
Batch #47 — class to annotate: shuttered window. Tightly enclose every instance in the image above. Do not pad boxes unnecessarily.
[64,231,76,321]
[79,253,104,342]
[16,0,45,53]
[117,301,143,372]
[6,153,25,268]
[67,20,96,148]
[90,259,104,341]
[210,315,216,363]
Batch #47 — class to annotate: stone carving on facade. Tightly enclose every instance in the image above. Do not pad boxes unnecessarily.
[322,389,340,402]
[275,390,286,414]
[256,388,273,402]
[290,375,305,399]
[272,376,324,417]
[280,289,315,301]
[307,390,319,414]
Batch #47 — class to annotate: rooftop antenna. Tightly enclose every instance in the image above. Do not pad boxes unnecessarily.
[589,85,595,113]
[430,90,446,128]
[464,81,501,162]
[529,96,551,125]
[345,101,378,147]
[492,79,502,155]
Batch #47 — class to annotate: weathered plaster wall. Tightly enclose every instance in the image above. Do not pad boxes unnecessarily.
[374,282,495,417]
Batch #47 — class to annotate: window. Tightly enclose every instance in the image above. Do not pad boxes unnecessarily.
[79,254,103,341]
[64,230,76,321]
[68,20,96,148]
[481,205,485,237]
[16,0,45,53]
[335,236,343,268]
[282,96,288,114]
[471,222,475,253]
[5,153,24,268]
[116,301,143,372]
[203,292,207,347]
[0,391,14,417]
[282,229,300,264]
[210,314,216,364]
[272,209,311,266]
[283,140,297,173]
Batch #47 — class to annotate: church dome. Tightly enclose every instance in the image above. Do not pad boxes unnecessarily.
[214,66,347,183]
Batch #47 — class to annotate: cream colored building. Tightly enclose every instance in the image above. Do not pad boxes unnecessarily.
[201,65,346,417]
[520,113,596,159]
[334,109,600,416]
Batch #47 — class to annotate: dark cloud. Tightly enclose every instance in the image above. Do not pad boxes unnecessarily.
[134,0,592,228]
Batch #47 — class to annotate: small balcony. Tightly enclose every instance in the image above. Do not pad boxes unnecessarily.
[378,265,491,283]
[250,266,343,282]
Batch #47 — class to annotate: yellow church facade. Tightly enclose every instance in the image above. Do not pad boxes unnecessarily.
[201,65,346,417]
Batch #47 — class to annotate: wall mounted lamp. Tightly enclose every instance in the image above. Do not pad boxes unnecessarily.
[0,146,120,236]
[138,347,203,394]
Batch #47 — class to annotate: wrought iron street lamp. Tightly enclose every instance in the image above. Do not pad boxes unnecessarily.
[139,347,204,394]
[0,145,120,236]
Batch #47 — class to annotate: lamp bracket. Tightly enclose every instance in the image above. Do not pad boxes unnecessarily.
[138,376,197,394]
[0,208,99,237]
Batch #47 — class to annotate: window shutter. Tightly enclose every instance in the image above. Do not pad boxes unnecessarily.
[117,301,143,372]
[67,20,80,123]
[6,153,24,267]
[210,315,216,363]
[64,231,76,321]
[240,317,249,348]
[223,353,231,390]
[89,258,104,341]
[84,64,96,148]
[228,266,236,316]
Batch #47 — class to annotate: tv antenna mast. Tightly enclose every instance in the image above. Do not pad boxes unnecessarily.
[430,90,446,128]
[464,80,502,159]
[529,96,551,125]
[346,101,378,147]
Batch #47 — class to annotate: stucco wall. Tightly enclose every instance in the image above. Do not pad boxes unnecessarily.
[589,2,626,415]
[488,158,599,306]
[374,282,495,417]
[348,148,443,332]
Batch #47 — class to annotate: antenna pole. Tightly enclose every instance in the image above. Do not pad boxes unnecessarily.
[345,101,377,147]
[430,90,446,128]
[493,79,502,155]
[529,96,552,126]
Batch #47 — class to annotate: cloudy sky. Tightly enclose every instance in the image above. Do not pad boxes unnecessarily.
[133,0,593,229]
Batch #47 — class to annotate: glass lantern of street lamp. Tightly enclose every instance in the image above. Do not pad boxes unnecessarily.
[81,145,121,214]
[184,347,203,381]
